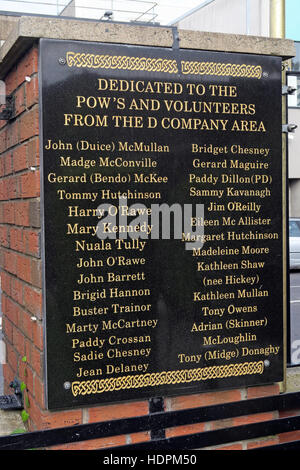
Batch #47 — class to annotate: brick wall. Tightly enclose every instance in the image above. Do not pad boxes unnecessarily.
[0,45,43,420]
[0,42,298,451]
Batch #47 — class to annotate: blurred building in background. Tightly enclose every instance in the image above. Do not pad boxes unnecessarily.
[172,0,300,218]
[172,0,270,36]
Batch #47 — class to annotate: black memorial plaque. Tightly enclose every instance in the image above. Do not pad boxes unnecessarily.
[39,39,285,410]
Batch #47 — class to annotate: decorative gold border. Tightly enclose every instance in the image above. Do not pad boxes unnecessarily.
[71,361,264,397]
[181,61,263,79]
[66,52,178,74]
[66,51,262,79]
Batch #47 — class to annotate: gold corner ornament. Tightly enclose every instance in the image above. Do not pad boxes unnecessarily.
[65,52,262,79]
[71,361,264,397]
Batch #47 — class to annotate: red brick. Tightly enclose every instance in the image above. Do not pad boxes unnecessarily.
[3,317,13,343]
[30,345,43,377]
[247,384,280,399]
[38,409,82,431]
[279,409,300,418]
[233,412,275,427]
[3,297,22,327]
[17,47,38,86]
[3,202,14,224]
[24,230,39,256]
[23,285,42,316]
[166,422,205,438]
[13,143,28,172]
[14,200,30,226]
[34,375,45,408]
[0,181,4,201]
[214,443,243,450]
[3,363,15,393]
[50,435,127,451]
[5,342,17,372]
[0,128,7,154]
[130,431,150,444]
[4,250,17,275]
[30,258,42,288]
[24,338,32,364]
[32,320,44,349]
[210,418,233,430]
[0,225,9,247]
[6,175,19,199]
[6,121,19,150]
[14,86,26,117]
[27,138,39,167]
[5,66,17,95]
[0,249,4,269]
[88,401,149,423]
[20,170,40,198]
[22,311,34,341]
[19,364,34,400]
[247,437,279,449]
[10,227,24,252]
[169,389,242,411]
[26,75,39,108]
[24,395,42,430]
[4,152,12,175]
[279,430,300,443]
[16,253,31,283]
[0,157,5,177]
[28,201,40,228]
[19,107,39,142]
[11,277,24,306]
[13,327,25,356]
[1,271,12,295]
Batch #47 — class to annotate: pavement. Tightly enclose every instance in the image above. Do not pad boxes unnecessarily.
[290,271,300,364]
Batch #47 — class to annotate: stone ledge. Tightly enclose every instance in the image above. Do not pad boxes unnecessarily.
[179,29,296,59]
[0,15,296,79]
[0,15,18,41]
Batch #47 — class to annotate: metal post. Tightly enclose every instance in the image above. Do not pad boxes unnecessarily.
[270,0,286,38]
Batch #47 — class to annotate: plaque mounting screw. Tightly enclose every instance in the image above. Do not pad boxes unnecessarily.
[264,360,270,367]
[263,72,269,78]
[63,381,71,390]
[58,57,66,65]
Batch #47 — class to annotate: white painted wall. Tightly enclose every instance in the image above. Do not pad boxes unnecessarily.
[173,0,270,37]
[288,108,300,179]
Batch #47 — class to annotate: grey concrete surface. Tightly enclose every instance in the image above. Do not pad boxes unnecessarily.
[0,409,25,437]
[0,15,296,79]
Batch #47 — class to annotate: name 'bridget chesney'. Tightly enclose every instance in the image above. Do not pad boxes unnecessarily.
[191,143,270,157]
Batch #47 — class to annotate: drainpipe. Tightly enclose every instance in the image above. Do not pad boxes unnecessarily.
[246,0,250,35]
[270,0,286,38]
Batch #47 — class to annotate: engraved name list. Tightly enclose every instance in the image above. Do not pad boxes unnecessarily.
[40,40,284,410]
